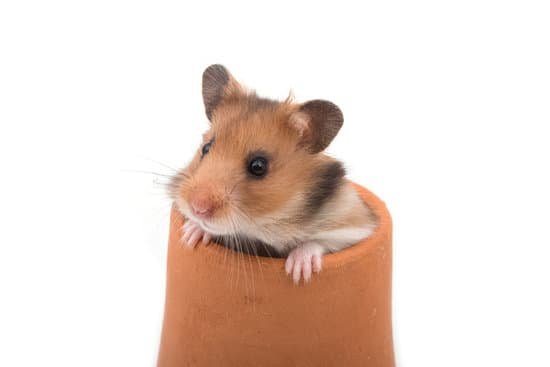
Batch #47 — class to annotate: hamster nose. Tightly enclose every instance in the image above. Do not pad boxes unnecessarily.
[190,198,215,218]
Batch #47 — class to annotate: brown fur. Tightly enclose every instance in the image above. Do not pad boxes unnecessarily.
[175,93,334,220]
[170,65,375,257]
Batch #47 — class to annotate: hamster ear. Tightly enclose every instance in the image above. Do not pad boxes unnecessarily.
[202,64,242,121]
[290,100,344,153]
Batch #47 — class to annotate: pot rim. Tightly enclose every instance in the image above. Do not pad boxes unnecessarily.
[170,182,391,273]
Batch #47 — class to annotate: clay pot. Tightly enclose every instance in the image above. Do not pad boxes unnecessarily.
[157,184,394,367]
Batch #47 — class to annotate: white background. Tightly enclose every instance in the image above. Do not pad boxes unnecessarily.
[1,1,549,366]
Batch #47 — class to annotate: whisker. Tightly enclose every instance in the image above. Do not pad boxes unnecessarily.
[121,169,173,178]
[227,216,252,300]
[144,158,179,172]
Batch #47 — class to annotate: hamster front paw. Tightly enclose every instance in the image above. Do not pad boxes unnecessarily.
[181,219,212,248]
[285,243,325,284]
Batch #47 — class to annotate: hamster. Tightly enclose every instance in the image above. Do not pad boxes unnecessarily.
[169,64,377,284]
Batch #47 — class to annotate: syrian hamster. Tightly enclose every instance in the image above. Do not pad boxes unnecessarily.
[169,64,377,284]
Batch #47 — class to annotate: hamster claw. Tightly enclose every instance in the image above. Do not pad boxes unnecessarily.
[285,243,324,284]
[181,220,210,248]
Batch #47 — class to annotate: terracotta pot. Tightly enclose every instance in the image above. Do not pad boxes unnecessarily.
[157,183,394,367]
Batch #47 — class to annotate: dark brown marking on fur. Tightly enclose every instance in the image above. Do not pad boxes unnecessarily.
[246,94,278,111]
[304,161,346,216]
[233,93,279,119]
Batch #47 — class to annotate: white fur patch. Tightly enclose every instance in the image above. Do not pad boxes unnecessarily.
[313,226,375,252]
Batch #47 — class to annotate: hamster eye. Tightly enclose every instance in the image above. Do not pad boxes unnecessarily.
[201,139,213,157]
[248,156,268,178]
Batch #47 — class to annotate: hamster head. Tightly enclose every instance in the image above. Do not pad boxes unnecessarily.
[169,65,345,239]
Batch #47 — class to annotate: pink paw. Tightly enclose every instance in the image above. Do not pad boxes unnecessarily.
[181,220,212,249]
[285,243,324,284]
